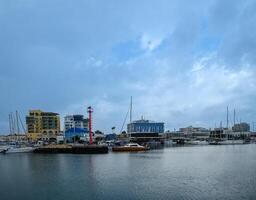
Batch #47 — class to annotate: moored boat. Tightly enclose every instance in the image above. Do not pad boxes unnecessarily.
[0,145,10,153]
[112,143,149,152]
[185,140,208,145]
[3,146,35,154]
[208,128,250,145]
[209,139,245,145]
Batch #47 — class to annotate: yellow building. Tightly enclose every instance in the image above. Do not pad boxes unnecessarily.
[26,110,60,141]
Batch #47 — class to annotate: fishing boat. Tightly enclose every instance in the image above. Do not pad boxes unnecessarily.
[112,143,149,152]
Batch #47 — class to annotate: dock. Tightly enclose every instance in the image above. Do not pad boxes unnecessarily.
[34,144,109,154]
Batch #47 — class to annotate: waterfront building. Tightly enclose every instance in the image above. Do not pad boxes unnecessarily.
[209,128,250,142]
[56,134,64,144]
[232,122,250,132]
[64,127,87,143]
[179,126,210,138]
[127,119,164,135]
[26,110,60,141]
[64,115,88,131]
[64,114,89,143]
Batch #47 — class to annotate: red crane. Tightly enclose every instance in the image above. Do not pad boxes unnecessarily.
[87,106,93,145]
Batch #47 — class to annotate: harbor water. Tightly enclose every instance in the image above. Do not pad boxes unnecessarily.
[1,144,256,200]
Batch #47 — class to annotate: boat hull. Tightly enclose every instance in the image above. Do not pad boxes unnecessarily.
[209,140,245,145]
[185,140,208,145]
[112,146,149,152]
[4,147,35,153]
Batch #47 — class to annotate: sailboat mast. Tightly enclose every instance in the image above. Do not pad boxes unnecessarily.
[233,109,236,127]
[16,110,20,134]
[9,114,12,134]
[226,106,229,129]
[11,113,16,134]
[130,96,132,123]
[17,111,26,134]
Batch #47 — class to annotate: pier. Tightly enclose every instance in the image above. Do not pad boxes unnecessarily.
[34,144,109,154]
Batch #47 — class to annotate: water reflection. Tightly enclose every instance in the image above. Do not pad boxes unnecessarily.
[0,145,256,200]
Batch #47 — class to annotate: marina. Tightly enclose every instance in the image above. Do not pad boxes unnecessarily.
[1,100,255,154]
[1,1,256,199]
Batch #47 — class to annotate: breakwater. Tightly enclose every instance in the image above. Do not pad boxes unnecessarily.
[34,144,108,154]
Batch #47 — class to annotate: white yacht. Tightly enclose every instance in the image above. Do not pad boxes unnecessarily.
[2,146,35,153]
[112,143,149,152]
[186,140,208,145]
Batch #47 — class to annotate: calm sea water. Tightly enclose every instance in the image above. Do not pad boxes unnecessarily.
[1,144,256,200]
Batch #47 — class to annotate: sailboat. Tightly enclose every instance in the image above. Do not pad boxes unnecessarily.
[112,96,150,152]
[2,111,35,153]
[208,107,250,145]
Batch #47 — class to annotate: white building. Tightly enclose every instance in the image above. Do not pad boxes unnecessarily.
[64,115,88,131]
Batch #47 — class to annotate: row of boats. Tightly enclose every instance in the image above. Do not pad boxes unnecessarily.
[1,135,254,154]
[0,144,35,154]
[0,143,149,153]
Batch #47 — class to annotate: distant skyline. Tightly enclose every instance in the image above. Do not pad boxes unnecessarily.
[1,0,256,134]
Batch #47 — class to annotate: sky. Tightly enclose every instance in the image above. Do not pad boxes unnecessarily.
[0,0,256,134]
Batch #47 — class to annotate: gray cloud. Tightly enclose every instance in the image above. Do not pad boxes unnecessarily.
[0,0,256,133]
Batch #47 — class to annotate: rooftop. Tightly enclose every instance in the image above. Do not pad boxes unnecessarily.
[131,119,163,124]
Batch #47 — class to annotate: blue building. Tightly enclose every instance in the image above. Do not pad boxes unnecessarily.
[64,127,88,143]
[127,119,164,135]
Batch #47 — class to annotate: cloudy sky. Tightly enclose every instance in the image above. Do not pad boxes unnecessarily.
[1,0,256,134]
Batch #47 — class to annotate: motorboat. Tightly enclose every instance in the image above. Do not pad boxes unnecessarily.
[209,139,245,145]
[185,140,208,145]
[0,145,9,153]
[2,146,35,154]
[112,143,149,152]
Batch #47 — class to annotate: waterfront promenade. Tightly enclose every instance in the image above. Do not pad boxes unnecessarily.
[1,144,256,200]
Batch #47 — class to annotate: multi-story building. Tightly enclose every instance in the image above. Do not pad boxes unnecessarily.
[26,110,60,141]
[179,126,210,137]
[127,118,164,143]
[64,115,88,131]
[64,114,89,142]
[232,122,250,132]
[127,119,164,135]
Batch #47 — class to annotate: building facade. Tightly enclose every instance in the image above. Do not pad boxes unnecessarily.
[26,110,60,141]
[64,127,87,143]
[64,114,89,142]
[127,119,164,135]
[179,126,210,137]
[232,122,250,132]
[64,115,88,131]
